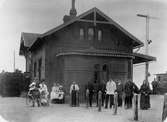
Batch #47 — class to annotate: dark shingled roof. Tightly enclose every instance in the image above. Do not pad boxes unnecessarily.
[40,7,144,49]
[19,32,40,55]
[21,32,40,47]
[29,7,144,51]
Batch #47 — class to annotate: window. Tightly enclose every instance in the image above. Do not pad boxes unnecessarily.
[34,62,37,77]
[88,28,94,41]
[79,28,84,40]
[102,64,107,72]
[158,76,161,81]
[98,30,102,41]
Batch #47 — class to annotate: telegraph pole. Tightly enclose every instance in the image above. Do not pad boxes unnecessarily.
[13,50,15,72]
[137,14,151,83]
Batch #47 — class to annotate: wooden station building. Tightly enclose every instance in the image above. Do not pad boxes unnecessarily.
[19,0,156,101]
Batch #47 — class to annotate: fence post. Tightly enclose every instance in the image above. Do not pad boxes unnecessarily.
[113,92,118,115]
[98,91,102,112]
[86,89,89,108]
[122,92,125,109]
[162,93,167,122]
[134,94,138,121]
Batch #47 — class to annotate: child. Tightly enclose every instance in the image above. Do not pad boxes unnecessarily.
[28,82,36,96]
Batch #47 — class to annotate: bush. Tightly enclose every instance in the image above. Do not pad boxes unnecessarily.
[0,72,30,97]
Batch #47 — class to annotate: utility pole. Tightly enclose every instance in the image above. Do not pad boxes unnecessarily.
[13,50,15,72]
[137,14,153,83]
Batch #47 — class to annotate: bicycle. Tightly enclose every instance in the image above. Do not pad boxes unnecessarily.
[26,88,41,107]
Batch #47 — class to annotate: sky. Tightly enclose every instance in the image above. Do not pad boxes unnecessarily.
[0,0,167,86]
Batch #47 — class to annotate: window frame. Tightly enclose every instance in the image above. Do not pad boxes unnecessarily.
[88,27,95,41]
[79,28,85,40]
[97,29,103,42]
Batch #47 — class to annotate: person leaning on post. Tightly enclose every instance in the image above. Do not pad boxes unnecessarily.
[70,81,79,107]
[105,78,117,109]
[124,80,134,109]
[124,79,139,109]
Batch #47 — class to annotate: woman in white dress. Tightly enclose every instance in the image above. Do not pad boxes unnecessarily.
[50,83,59,100]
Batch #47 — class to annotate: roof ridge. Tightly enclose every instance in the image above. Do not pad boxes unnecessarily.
[29,7,144,50]
[22,32,41,35]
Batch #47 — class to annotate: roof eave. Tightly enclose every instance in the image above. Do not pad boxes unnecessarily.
[133,43,144,49]
[133,53,156,64]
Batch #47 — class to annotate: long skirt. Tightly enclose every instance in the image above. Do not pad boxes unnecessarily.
[140,94,150,109]
[71,90,77,106]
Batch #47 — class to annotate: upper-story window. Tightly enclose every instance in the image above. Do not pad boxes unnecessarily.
[98,30,102,42]
[88,28,94,41]
[79,28,85,40]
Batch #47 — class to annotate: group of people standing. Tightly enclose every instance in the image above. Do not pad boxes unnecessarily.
[28,77,151,110]
[84,78,151,110]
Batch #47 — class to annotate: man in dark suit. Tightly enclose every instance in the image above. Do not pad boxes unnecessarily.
[115,80,123,107]
[93,81,99,106]
[124,80,139,109]
[98,80,106,106]
[86,82,94,107]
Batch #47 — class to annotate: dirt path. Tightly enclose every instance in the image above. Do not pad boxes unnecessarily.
[0,95,163,122]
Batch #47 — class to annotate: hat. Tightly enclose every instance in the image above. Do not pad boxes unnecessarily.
[29,82,36,87]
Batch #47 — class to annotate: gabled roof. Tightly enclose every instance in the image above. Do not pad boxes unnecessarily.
[19,32,40,55]
[38,7,144,49]
[21,32,40,47]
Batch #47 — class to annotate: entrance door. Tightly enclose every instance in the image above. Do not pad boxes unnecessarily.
[94,64,101,84]
[102,64,109,83]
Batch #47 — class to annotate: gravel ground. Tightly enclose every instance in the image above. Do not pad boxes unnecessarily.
[0,95,164,122]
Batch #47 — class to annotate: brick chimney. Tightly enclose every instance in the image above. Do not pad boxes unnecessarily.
[63,0,77,23]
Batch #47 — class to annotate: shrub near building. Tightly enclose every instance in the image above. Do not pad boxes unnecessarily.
[0,71,29,97]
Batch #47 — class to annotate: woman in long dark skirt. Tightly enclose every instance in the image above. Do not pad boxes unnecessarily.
[70,81,79,107]
[140,80,151,110]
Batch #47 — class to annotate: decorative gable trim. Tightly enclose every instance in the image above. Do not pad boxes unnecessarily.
[39,7,143,49]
